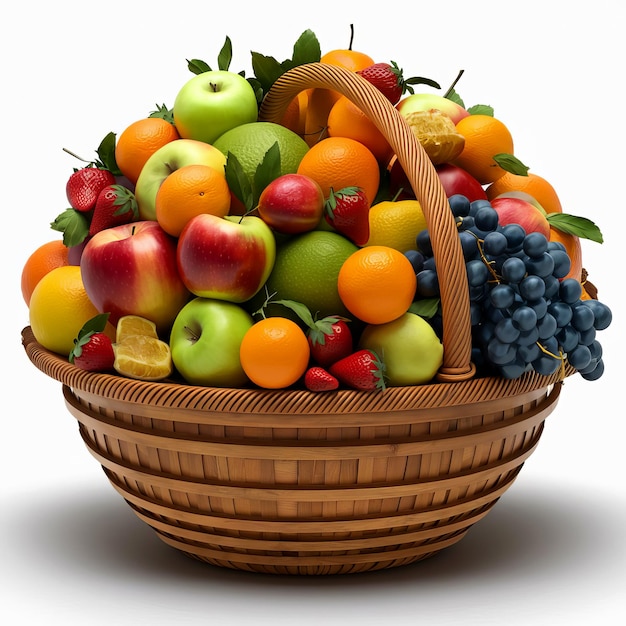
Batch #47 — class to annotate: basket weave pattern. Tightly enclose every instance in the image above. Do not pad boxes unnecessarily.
[22,63,575,575]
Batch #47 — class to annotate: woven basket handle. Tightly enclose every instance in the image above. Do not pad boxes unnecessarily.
[259,62,476,382]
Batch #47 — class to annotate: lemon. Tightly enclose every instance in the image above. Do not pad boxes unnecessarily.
[116,314,159,343]
[29,265,114,356]
[212,122,309,182]
[249,230,359,320]
[365,199,428,252]
[113,334,172,381]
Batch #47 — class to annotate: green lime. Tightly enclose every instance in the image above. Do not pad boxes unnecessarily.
[249,230,359,321]
[212,122,309,182]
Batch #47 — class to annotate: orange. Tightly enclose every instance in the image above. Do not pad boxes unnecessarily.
[239,317,310,389]
[549,226,583,282]
[327,95,393,165]
[452,114,514,185]
[28,265,115,356]
[297,136,380,204]
[21,239,70,306]
[115,117,180,184]
[337,245,417,325]
[155,164,231,237]
[486,171,563,214]
[302,48,375,148]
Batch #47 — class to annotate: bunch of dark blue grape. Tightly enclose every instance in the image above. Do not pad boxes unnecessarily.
[405,194,612,381]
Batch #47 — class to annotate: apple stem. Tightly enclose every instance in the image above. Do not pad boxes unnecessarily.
[184,325,200,343]
[62,147,90,163]
[348,23,355,50]
[391,188,403,202]
[443,69,465,98]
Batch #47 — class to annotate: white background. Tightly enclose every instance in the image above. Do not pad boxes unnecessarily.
[4,1,624,624]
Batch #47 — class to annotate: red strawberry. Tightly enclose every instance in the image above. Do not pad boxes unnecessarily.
[89,184,139,235]
[69,332,115,372]
[307,316,353,368]
[304,366,339,392]
[324,186,370,246]
[66,166,116,212]
[69,313,115,372]
[357,61,441,105]
[329,349,386,391]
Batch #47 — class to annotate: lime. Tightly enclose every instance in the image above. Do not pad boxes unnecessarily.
[212,122,309,182]
[365,199,427,252]
[249,230,359,321]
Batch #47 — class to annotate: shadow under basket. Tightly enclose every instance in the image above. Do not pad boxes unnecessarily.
[22,326,572,576]
[23,63,577,575]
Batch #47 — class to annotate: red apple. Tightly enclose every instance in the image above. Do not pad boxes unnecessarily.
[257,173,325,234]
[80,220,191,333]
[491,196,550,238]
[435,163,488,201]
[176,214,276,302]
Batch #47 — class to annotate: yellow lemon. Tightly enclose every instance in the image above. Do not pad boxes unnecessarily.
[365,199,428,252]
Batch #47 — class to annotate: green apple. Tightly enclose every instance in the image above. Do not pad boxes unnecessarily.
[173,70,259,145]
[169,297,254,387]
[358,311,443,386]
[135,139,227,221]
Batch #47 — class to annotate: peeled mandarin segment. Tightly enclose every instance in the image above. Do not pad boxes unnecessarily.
[115,315,159,343]
[113,335,172,381]
[404,110,465,164]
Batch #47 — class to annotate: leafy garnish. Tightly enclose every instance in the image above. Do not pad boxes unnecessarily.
[467,104,494,116]
[68,313,110,363]
[409,299,440,319]
[547,213,604,243]
[50,208,89,247]
[494,153,530,176]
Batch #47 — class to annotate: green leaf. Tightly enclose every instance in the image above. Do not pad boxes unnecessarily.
[446,89,465,108]
[250,52,285,94]
[187,58,212,74]
[273,299,316,328]
[217,36,233,71]
[291,29,321,66]
[493,153,529,176]
[96,131,121,175]
[467,104,494,116]
[149,104,175,124]
[50,208,90,247]
[546,213,604,243]
[409,298,440,319]
[253,142,282,206]
[404,76,441,90]
[223,152,254,212]
[78,313,110,337]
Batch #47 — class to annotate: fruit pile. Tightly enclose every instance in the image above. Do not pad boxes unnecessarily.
[21,27,612,391]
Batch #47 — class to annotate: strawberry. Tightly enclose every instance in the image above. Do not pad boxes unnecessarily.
[307,316,353,368]
[357,61,441,105]
[66,166,116,212]
[324,186,370,246]
[329,349,387,391]
[69,313,115,372]
[304,366,339,392]
[89,184,139,235]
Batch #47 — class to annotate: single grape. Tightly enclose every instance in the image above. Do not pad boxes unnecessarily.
[582,299,612,330]
[549,249,571,279]
[548,301,573,328]
[501,223,526,251]
[459,230,480,260]
[523,232,549,258]
[559,278,582,304]
[483,231,507,256]
[487,338,517,366]
[529,297,548,320]
[470,199,492,215]
[423,255,437,271]
[405,249,425,274]
[556,325,579,352]
[547,241,566,253]
[568,344,592,370]
[525,252,555,278]
[495,317,521,343]
[466,259,490,287]
[416,229,432,256]
[588,340,603,361]
[473,206,499,232]
[533,353,561,376]
[490,284,516,309]
[571,303,595,332]
[511,305,537,331]
[519,275,546,301]
[500,358,527,379]
[578,326,596,346]
[543,275,560,300]
[449,194,471,217]
[469,284,488,302]
[518,342,541,363]
[416,269,439,297]
[501,256,527,283]
[517,327,540,346]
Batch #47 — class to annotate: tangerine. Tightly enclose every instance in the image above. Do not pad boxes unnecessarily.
[486,171,563,214]
[29,265,115,356]
[337,245,417,324]
[115,314,159,343]
[21,239,70,306]
[115,117,180,184]
[297,136,380,205]
[327,95,393,165]
[239,317,310,389]
[155,164,231,237]
[452,114,514,185]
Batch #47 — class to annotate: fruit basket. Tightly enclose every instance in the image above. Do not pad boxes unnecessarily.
[22,61,597,576]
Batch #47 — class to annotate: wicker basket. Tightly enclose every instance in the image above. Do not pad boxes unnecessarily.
[22,63,576,576]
